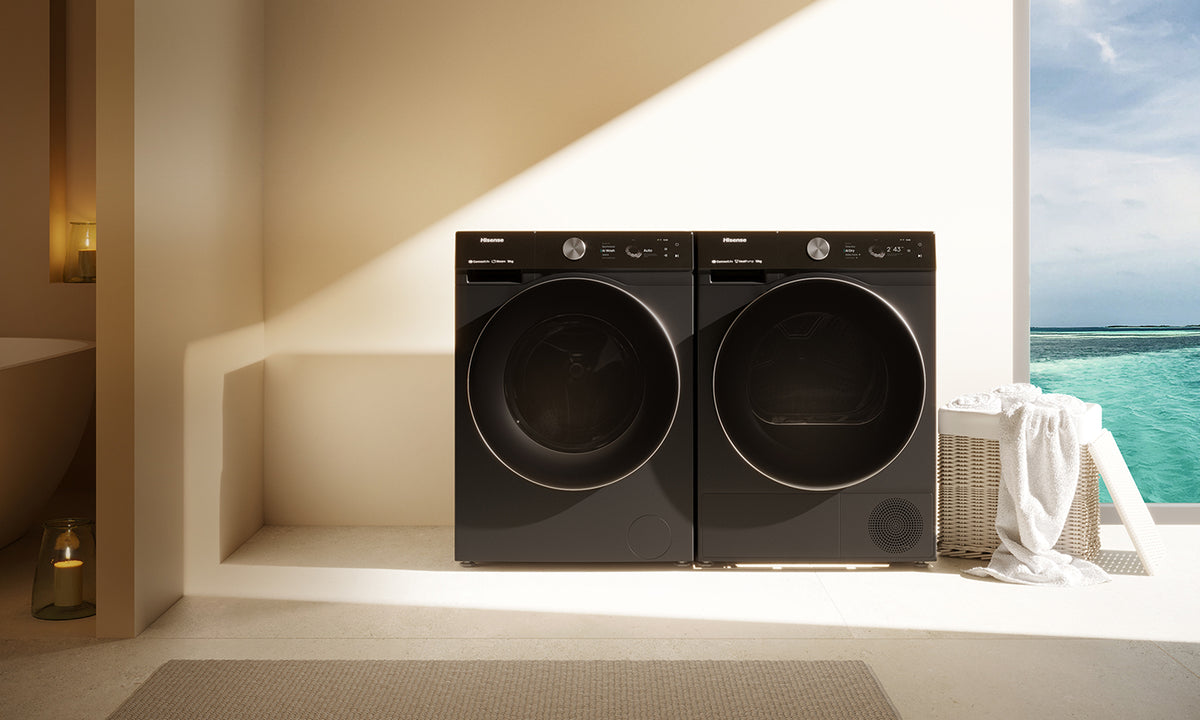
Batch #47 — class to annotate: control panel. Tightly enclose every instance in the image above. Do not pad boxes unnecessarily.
[457,231,693,270]
[696,231,934,271]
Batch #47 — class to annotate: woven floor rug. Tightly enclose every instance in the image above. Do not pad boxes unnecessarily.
[106,659,900,719]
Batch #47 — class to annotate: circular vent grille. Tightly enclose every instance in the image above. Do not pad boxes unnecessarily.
[868,498,924,554]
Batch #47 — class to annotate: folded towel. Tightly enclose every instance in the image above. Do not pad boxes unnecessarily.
[965,394,1110,586]
[945,392,1002,414]
[991,382,1043,410]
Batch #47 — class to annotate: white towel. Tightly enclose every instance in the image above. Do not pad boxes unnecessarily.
[966,395,1110,586]
[1036,392,1087,416]
[991,382,1043,410]
[945,392,1002,414]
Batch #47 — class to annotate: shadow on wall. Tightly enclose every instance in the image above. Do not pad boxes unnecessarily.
[220,360,263,560]
[263,0,818,320]
[189,338,453,572]
[242,2,817,540]
[261,353,454,528]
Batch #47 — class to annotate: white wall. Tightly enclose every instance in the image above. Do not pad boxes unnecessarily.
[259,0,1019,527]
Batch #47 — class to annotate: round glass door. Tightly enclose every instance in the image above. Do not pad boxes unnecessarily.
[468,277,679,490]
[714,277,924,490]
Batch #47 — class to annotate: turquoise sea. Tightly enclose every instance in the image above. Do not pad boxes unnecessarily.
[1030,327,1200,503]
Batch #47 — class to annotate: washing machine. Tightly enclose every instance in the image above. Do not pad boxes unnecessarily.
[695,231,936,564]
[455,231,694,564]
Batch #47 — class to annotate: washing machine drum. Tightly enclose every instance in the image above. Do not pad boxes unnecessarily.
[715,277,925,491]
[468,277,679,491]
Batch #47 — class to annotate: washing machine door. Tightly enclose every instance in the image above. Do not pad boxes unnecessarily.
[714,276,924,490]
[468,276,679,490]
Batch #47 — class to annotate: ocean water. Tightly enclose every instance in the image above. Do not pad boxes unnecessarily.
[1030,327,1200,503]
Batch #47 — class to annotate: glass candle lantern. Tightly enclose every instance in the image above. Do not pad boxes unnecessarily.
[63,221,98,283]
[32,518,96,621]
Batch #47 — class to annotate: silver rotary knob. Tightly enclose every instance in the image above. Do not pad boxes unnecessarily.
[562,237,586,261]
[807,236,831,261]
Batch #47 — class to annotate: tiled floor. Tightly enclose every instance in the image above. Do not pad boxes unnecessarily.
[2,524,1199,719]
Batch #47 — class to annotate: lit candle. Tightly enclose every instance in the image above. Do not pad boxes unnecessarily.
[53,559,84,607]
[78,249,97,280]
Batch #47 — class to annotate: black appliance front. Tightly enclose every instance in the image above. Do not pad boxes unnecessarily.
[696,231,936,564]
[455,231,694,564]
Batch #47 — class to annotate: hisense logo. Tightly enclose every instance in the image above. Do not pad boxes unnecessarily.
[722,237,748,243]
[480,237,505,243]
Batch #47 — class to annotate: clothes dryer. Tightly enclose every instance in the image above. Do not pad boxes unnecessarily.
[695,231,936,564]
[455,231,694,563]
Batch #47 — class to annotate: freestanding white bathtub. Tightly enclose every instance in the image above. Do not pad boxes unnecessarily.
[0,338,96,548]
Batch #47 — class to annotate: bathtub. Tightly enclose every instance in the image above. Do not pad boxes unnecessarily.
[0,338,96,548]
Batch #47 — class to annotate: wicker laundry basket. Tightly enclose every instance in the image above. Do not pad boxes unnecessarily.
[936,406,1102,562]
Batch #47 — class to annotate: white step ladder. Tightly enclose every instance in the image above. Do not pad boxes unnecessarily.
[1087,430,1167,575]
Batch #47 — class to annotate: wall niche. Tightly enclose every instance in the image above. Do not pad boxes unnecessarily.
[49,0,97,284]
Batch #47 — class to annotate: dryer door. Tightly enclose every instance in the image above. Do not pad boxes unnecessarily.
[714,277,924,490]
[468,276,679,490]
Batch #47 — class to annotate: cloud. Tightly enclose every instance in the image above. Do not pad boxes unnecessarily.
[1086,31,1118,65]
[1032,147,1200,256]
[1031,0,1200,325]
[1030,146,1200,325]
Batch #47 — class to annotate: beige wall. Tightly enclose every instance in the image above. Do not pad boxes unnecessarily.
[261,0,812,320]
[93,0,1024,617]
[0,1,95,341]
[97,0,266,635]
[260,0,816,527]
[96,0,135,639]
[138,0,266,624]
[258,0,1019,530]
[65,0,97,231]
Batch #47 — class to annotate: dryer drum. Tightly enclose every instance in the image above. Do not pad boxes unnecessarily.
[468,277,680,491]
[503,313,644,454]
[747,311,887,426]
[714,277,924,491]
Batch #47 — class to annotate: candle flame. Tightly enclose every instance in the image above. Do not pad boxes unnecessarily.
[54,529,80,552]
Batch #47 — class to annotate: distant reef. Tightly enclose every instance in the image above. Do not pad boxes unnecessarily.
[1031,325,1200,330]
[1106,324,1200,329]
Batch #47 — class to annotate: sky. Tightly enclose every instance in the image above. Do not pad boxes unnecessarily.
[1030,0,1200,327]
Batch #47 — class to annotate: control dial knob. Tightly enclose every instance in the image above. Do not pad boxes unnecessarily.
[562,237,586,261]
[807,236,831,261]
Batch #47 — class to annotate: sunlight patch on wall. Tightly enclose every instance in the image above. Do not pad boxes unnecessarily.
[265,0,1014,373]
